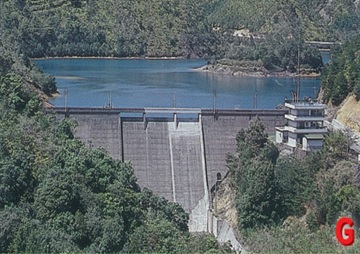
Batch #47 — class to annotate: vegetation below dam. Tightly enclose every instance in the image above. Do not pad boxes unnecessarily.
[0,75,231,252]
[222,118,360,253]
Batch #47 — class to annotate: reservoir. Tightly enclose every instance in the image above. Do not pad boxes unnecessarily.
[35,58,323,109]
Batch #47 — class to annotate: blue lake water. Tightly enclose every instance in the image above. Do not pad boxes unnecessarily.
[35,58,326,109]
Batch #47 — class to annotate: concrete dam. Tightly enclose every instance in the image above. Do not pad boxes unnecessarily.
[51,107,286,232]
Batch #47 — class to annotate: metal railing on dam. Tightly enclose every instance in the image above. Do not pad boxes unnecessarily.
[48,106,287,116]
[48,106,287,232]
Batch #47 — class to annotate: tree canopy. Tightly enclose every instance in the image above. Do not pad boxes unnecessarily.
[321,35,360,105]
[1,0,359,66]
[0,66,230,253]
[227,118,360,252]
[227,117,281,229]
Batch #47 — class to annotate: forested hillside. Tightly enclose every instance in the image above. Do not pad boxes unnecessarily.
[227,118,360,253]
[1,1,360,252]
[0,49,56,97]
[1,0,360,60]
[321,35,360,106]
[205,0,360,74]
[209,0,360,41]
[0,0,215,58]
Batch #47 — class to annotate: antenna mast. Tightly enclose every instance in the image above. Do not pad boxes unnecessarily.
[296,43,300,102]
[296,22,301,102]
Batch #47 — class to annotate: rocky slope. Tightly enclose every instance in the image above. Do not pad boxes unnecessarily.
[212,177,240,240]
[335,95,360,133]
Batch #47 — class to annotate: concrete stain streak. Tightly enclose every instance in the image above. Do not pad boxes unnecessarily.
[168,124,177,203]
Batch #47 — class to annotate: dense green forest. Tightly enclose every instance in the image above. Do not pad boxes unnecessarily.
[0,63,231,252]
[206,0,360,73]
[209,0,360,41]
[227,118,360,253]
[0,49,57,97]
[1,0,360,61]
[321,35,360,105]
[0,0,216,58]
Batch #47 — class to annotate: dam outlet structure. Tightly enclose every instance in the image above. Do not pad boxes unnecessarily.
[50,107,286,234]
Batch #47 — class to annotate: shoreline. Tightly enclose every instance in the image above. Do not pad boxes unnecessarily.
[32,55,189,61]
[32,56,320,78]
[195,64,321,78]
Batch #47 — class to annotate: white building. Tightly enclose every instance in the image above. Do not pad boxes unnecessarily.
[276,100,327,151]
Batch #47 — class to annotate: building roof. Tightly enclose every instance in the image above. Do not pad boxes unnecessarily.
[304,134,324,140]
[284,100,326,110]
[275,127,287,132]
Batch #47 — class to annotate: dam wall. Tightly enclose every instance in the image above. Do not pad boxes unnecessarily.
[201,110,285,188]
[168,119,209,231]
[122,119,173,202]
[121,117,209,231]
[168,120,207,212]
[50,107,286,232]
[60,110,122,161]
[120,117,207,212]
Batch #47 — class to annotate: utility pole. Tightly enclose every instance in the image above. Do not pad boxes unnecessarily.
[64,89,68,115]
[254,91,257,109]
[173,92,176,108]
[106,91,112,108]
[110,91,112,108]
[213,90,216,114]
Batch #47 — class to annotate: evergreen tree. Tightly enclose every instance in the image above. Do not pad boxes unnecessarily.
[228,117,281,229]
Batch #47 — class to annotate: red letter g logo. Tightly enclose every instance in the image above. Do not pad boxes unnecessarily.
[336,217,355,246]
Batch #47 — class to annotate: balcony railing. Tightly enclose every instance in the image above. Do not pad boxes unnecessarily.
[285,100,326,109]
[295,112,324,117]
[285,114,325,122]
[297,125,325,130]
[285,99,321,104]
[283,126,327,134]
